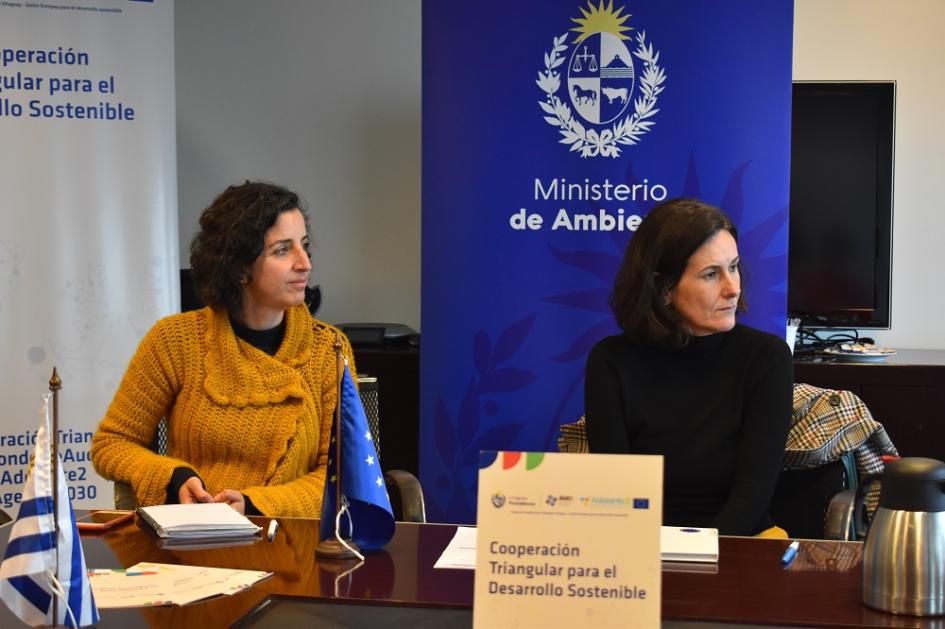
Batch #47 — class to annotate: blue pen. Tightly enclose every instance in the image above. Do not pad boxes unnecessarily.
[781,540,799,566]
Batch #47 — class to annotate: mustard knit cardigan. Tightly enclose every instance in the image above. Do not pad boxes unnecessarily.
[90,304,355,518]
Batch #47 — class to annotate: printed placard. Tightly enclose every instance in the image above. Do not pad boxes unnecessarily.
[474,451,662,628]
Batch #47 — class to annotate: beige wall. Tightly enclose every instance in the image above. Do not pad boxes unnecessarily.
[175,1,421,330]
[794,0,945,348]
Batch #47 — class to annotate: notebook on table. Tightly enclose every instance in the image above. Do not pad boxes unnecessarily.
[137,503,261,540]
[660,526,719,563]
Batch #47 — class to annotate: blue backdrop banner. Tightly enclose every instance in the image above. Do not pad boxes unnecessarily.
[421,0,794,523]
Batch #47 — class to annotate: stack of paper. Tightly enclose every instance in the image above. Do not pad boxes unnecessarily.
[137,503,261,541]
[89,562,272,608]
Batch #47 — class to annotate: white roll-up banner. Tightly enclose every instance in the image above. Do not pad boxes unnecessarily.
[0,0,177,515]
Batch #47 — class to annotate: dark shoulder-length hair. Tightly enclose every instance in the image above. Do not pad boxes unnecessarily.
[189,181,308,316]
[610,198,746,349]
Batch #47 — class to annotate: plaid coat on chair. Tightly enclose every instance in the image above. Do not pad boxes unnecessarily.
[785,383,898,515]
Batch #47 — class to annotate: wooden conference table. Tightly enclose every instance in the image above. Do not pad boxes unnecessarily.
[0,516,942,628]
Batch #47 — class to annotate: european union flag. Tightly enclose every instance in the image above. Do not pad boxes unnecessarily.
[633,498,649,509]
[319,366,395,550]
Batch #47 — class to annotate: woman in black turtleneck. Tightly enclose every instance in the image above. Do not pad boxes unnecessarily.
[585,199,792,536]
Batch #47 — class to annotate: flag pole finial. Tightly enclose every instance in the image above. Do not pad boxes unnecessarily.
[49,367,61,391]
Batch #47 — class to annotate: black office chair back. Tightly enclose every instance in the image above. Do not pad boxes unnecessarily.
[770,458,852,539]
[358,377,380,461]
[358,375,426,523]
[152,418,168,455]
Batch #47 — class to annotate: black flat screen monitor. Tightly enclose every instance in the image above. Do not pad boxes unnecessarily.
[788,81,895,328]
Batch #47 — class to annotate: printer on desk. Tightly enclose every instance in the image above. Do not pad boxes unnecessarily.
[339,323,419,349]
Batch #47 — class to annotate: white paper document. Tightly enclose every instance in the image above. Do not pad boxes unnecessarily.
[435,525,718,569]
[89,562,272,608]
[433,525,478,569]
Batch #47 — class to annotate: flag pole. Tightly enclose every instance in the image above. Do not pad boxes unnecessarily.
[48,367,61,627]
[315,335,360,559]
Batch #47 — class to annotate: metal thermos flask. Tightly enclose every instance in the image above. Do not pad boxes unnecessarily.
[862,457,945,616]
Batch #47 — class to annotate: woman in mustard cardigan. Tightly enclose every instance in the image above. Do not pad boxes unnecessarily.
[91,181,354,518]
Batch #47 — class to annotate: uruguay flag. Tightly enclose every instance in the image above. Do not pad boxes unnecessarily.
[0,394,99,627]
[319,366,395,550]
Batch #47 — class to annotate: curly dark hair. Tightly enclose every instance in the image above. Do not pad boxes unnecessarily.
[610,198,746,349]
[189,181,308,316]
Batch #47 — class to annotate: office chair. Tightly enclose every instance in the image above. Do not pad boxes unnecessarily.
[770,454,858,540]
[360,375,426,522]
[384,469,426,523]
[781,383,898,540]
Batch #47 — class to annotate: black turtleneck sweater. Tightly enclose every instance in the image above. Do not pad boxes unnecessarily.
[584,323,792,535]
